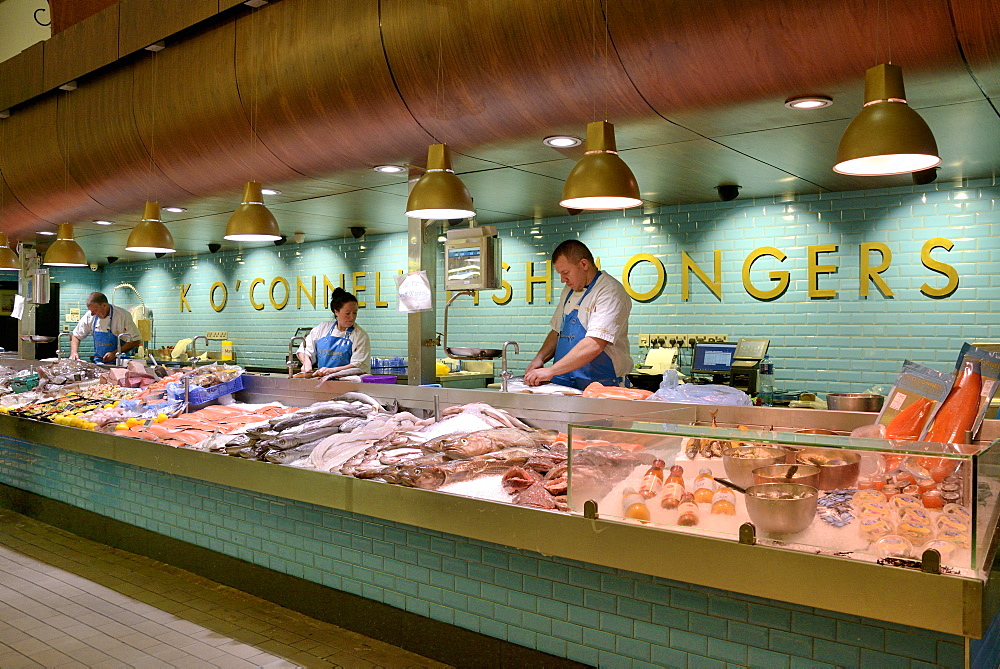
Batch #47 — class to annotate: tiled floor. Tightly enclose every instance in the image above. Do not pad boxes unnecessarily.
[0,507,451,668]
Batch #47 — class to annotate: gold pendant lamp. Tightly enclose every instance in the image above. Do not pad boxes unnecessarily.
[0,232,19,271]
[224,180,282,241]
[560,121,641,211]
[43,223,88,267]
[126,201,175,253]
[405,144,475,220]
[834,63,940,176]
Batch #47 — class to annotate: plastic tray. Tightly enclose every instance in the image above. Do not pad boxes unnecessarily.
[9,374,39,393]
[361,375,397,384]
[167,375,244,404]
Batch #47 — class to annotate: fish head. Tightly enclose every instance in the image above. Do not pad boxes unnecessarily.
[411,466,447,490]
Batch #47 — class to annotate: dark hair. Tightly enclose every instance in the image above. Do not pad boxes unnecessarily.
[86,291,109,306]
[330,287,358,312]
[552,239,594,264]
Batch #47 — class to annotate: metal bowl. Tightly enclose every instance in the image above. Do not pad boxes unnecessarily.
[445,347,501,360]
[795,449,861,489]
[745,483,818,535]
[826,393,885,412]
[19,335,56,343]
[722,446,788,489]
[753,463,822,488]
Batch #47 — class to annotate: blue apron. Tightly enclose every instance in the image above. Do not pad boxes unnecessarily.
[551,272,622,390]
[91,306,133,363]
[315,325,354,369]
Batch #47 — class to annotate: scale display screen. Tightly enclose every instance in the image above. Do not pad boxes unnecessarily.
[443,232,500,291]
[734,337,769,361]
[691,342,737,374]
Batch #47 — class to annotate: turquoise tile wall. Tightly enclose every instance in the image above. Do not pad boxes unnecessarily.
[49,177,999,391]
[0,434,967,668]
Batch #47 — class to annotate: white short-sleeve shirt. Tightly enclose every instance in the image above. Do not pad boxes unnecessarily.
[548,272,633,377]
[298,322,371,372]
[71,304,140,342]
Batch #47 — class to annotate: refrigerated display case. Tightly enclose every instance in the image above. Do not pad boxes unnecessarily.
[568,420,1000,578]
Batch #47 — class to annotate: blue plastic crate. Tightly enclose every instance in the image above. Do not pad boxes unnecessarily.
[167,375,244,404]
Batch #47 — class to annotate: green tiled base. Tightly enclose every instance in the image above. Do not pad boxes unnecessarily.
[0,435,972,668]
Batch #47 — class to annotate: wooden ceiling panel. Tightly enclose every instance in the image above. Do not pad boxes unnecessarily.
[951,0,1000,98]
[0,43,44,112]
[43,4,119,91]
[118,0,218,56]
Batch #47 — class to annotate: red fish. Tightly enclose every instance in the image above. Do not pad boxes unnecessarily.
[884,396,934,441]
[925,360,982,444]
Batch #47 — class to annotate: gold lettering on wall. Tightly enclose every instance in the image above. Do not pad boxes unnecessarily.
[743,247,789,301]
[623,253,665,302]
[681,251,722,300]
[374,272,389,308]
[860,243,894,298]
[179,284,192,312]
[297,276,316,309]
[209,281,228,312]
[249,278,265,310]
[808,244,838,298]
[526,260,552,304]
[921,237,959,298]
[492,262,512,305]
[322,275,338,307]
[352,272,367,307]
[269,277,289,310]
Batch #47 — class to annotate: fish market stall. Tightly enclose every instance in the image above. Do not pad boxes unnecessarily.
[0,373,998,666]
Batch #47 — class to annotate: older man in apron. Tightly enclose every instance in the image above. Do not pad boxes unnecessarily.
[70,292,141,363]
[524,240,633,391]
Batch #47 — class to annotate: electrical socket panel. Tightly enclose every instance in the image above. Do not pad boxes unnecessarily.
[640,334,727,348]
[206,331,228,340]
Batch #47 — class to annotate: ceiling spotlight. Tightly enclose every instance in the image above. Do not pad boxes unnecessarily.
[208,243,222,253]
[784,95,833,110]
[163,206,186,213]
[543,135,583,148]
[373,164,407,174]
[274,235,288,246]
[106,256,119,264]
[716,184,741,201]
[93,220,114,226]
[261,188,282,195]
[37,230,56,236]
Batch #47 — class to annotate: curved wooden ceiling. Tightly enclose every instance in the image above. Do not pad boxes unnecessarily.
[1,0,998,260]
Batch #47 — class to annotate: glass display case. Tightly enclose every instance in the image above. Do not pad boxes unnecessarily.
[567,420,1000,579]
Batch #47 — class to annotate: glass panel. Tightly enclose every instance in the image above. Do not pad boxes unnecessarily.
[567,420,996,579]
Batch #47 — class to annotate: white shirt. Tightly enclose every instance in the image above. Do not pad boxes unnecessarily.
[549,272,633,378]
[298,322,371,372]
[71,304,140,342]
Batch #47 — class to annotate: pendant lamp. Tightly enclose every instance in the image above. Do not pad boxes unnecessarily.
[405,144,475,220]
[560,121,641,211]
[0,232,18,271]
[43,223,87,267]
[834,63,940,176]
[224,181,282,241]
[126,201,175,253]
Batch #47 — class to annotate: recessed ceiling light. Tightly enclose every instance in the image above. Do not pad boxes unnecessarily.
[93,220,114,226]
[373,165,406,174]
[37,230,56,236]
[261,188,281,195]
[784,96,833,110]
[543,135,583,148]
[163,206,186,213]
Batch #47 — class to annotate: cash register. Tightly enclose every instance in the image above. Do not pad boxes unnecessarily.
[690,342,738,384]
[729,338,769,394]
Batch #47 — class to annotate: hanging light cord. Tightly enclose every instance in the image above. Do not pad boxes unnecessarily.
[149,50,157,202]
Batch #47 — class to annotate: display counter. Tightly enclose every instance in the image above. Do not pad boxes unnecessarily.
[0,374,997,666]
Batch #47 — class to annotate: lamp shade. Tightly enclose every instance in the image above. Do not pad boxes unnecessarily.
[0,232,18,271]
[43,224,88,267]
[405,144,475,220]
[126,201,176,253]
[560,121,641,211]
[834,63,940,176]
[224,181,282,241]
